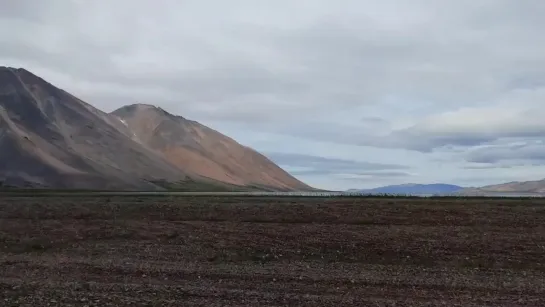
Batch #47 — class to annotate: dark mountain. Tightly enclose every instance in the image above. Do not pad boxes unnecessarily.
[0,66,311,191]
[351,183,464,195]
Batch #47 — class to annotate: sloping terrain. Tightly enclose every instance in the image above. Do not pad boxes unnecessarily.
[456,179,545,196]
[478,179,545,193]
[112,104,311,191]
[0,66,310,191]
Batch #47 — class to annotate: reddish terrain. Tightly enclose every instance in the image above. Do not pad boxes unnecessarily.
[112,104,310,191]
[1,196,545,306]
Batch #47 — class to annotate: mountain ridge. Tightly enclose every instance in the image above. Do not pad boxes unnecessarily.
[111,103,310,191]
[0,66,311,191]
[455,179,545,196]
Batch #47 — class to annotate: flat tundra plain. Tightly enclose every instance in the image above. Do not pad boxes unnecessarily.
[1,195,545,306]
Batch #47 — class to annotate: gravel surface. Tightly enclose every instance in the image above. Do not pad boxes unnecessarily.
[1,196,545,306]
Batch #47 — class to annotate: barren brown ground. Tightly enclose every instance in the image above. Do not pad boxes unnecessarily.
[1,196,545,306]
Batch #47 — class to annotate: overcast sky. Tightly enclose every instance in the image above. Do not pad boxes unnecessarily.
[2,0,545,190]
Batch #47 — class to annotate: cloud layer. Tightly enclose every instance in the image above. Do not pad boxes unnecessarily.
[2,0,545,189]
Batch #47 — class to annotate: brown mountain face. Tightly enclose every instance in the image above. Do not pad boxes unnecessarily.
[459,179,545,195]
[0,66,311,191]
[111,104,312,191]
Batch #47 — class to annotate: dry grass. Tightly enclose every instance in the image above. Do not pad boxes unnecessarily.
[1,196,545,306]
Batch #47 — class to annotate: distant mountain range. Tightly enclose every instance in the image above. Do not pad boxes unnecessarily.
[455,179,545,196]
[350,180,545,197]
[348,183,464,195]
[0,66,312,191]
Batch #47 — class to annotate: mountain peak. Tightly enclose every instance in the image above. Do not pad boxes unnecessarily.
[133,103,159,110]
[114,103,172,116]
[0,66,58,94]
[0,66,33,75]
[0,66,18,71]
[111,104,192,124]
[113,103,311,191]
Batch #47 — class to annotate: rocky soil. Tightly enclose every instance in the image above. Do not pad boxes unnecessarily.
[1,195,545,306]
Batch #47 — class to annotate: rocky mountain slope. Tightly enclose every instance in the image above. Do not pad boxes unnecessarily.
[0,66,310,191]
[112,104,310,191]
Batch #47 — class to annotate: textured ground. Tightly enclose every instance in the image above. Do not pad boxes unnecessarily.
[1,195,545,306]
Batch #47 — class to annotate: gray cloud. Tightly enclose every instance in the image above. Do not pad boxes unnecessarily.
[2,0,545,188]
[3,0,545,124]
[335,171,413,180]
[291,169,411,177]
[268,152,414,187]
[281,98,545,153]
[360,116,388,125]
[462,164,514,170]
[465,141,545,164]
[376,98,545,151]
[266,152,408,175]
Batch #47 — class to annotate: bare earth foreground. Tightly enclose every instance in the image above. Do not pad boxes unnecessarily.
[1,196,545,306]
